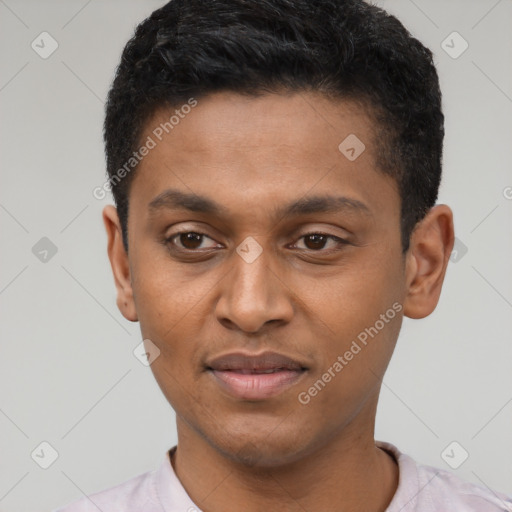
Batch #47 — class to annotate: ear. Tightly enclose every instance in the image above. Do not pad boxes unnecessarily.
[102,205,138,322]
[403,204,454,319]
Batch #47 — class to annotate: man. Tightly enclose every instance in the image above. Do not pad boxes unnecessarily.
[56,0,512,510]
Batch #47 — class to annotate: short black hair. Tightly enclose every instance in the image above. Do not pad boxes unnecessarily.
[104,0,444,253]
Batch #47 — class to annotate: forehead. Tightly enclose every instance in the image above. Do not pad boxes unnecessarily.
[144,91,375,162]
[129,91,398,221]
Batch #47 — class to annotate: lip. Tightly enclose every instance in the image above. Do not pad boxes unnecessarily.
[206,351,308,400]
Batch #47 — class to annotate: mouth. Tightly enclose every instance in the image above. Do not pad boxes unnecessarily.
[206,351,308,400]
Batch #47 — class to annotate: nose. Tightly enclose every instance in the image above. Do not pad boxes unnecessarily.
[215,246,294,334]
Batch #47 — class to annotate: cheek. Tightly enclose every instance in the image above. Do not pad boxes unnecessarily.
[130,255,224,376]
[292,246,404,393]
[296,249,402,337]
[131,253,215,335]
[295,310,402,424]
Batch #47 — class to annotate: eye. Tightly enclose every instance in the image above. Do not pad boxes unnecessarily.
[164,230,348,254]
[167,231,221,251]
[293,233,348,251]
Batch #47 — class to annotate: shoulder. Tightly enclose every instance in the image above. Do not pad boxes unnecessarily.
[52,466,159,512]
[377,441,512,512]
[418,464,512,511]
[53,447,200,512]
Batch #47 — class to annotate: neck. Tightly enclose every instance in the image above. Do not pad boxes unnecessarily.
[171,409,399,512]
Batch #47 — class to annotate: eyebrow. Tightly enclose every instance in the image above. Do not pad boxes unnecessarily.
[147,188,372,220]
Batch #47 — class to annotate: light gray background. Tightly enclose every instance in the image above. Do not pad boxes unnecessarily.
[1,1,511,510]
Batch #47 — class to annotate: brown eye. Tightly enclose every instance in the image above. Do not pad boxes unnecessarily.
[304,234,328,250]
[179,232,204,249]
[167,231,221,251]
[294,233,348,252]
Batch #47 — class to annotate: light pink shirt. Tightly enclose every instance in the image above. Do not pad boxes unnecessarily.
[54,441,512,511]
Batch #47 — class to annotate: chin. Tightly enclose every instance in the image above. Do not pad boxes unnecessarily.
[209,422,315,469]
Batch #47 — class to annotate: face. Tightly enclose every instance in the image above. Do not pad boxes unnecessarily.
[104,91,453,467]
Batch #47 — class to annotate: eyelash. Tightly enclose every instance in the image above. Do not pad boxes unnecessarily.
[165,230,349,254]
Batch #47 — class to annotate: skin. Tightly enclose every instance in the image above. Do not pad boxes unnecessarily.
[103,91,454,512]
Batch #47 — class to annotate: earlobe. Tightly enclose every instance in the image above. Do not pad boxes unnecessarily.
[102,205,138,322]
[403,204,454,319]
